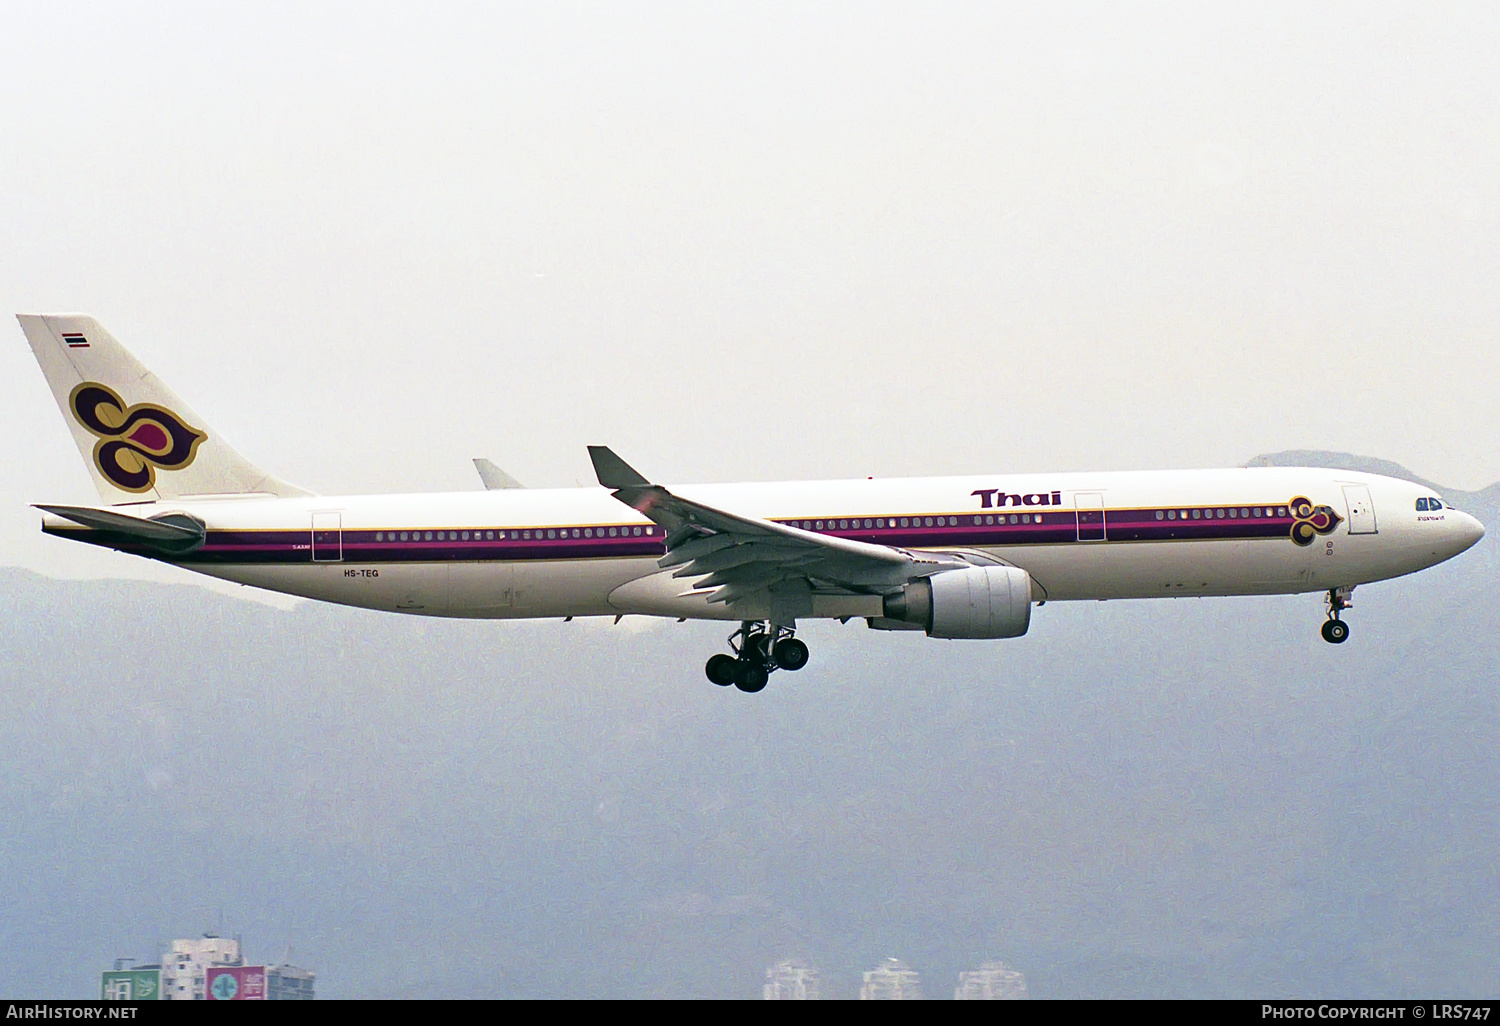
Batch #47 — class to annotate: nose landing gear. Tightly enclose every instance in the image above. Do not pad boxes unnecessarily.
[1321,586,1354,644]
[703,621,810,693]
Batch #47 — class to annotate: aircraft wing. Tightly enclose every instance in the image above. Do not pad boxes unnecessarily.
[588,446,971,605]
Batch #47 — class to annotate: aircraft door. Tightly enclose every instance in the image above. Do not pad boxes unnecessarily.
[1343,485,1377,534]
[1075,492,1106,541]
[311,511,343,561]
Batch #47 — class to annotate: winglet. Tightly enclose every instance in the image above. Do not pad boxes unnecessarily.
[588,446,651,489]
[473,458,524,490]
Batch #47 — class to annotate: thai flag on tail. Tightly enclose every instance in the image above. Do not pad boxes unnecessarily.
[61,332,89,348]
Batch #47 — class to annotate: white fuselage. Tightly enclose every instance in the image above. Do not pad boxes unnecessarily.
[43,466,1485,626]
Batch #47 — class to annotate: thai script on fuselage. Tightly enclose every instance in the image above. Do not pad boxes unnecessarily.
[971,489,1063,509]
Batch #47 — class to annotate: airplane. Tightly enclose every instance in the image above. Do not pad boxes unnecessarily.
[18,314,1486,694]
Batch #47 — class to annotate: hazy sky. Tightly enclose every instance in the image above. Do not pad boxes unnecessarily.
[2,7,1497,999]
[3,2,1498,582]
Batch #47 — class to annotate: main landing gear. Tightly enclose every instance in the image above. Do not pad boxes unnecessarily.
[1321,586,1354,644]
[705,622,810,693]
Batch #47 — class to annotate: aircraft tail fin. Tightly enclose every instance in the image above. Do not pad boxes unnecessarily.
[17,314,311,503]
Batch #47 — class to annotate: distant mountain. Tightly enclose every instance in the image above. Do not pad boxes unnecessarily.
[0,454,1495,999]
[1248,450,1500,526]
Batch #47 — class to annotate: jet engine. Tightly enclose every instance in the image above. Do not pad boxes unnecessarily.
[879,565,1033,639]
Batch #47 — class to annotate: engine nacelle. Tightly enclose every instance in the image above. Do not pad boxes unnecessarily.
[881,566,1032,639]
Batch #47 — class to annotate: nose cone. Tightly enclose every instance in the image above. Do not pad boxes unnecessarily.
[1454,511,1486,553]
[1417,509,1485,570]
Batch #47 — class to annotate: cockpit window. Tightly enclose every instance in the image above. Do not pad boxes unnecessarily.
[1416,498,1429,511]
[1430,497,1443,510]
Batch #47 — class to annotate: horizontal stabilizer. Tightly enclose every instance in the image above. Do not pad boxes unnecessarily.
[36,503,205,552]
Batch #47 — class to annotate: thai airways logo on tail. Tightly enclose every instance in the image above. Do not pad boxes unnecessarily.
[69,382,206,493]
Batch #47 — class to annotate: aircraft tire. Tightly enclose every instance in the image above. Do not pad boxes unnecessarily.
[1321,619,1350,644]
[706,653,738,686]
[773,638,809,671]
[734,661,769,693]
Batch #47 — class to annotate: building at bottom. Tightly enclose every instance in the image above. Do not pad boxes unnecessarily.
[267,964,316,1000]
[762,959,821,1000]
[102,934,314,1000]
[860,957,922,1000]
[954,960,1029,1000]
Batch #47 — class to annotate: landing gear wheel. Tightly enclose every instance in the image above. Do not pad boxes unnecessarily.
[1321,619,1350,644]
[734,660,769,693]
[772,637,809,671]
[705,653,738,686]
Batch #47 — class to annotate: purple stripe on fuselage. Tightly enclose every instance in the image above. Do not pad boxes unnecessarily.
[50,501,1309,565]
[1106,509,1292,543]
